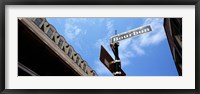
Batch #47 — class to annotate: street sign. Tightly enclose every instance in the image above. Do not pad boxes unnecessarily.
[99,45,126,76]
[99,25,152,76]
[110,25,152,43]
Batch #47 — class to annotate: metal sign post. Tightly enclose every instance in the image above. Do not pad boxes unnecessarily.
[99,25,152,76]
[110,42,122,76]
[110,25,152,76]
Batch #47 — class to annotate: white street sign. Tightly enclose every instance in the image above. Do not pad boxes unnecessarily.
[110,25,152,43]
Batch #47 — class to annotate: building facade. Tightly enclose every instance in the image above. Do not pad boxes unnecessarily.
[18,18,97,76]
[164,18,182,76]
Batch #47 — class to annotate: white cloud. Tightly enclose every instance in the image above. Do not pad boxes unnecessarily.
[138,18,166,47]
[64,20,82,40]
[132,45,145,56]
[64,18,96,40]
[106,19,115,38]
[119,38,132,51]
[63,18,92,57]
[118,38,135,67]
[128,18,166,57]
[64,18,109,40]
[106,20,113,30]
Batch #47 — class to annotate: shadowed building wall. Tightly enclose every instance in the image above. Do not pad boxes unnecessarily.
[164,18,182,76]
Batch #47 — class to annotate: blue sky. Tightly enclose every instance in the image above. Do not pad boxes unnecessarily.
[46,18,178,76]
